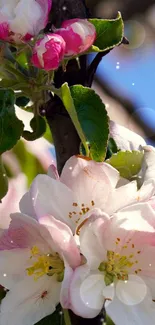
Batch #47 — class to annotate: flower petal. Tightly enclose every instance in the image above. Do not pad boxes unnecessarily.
[110,121,146,151]
[60,261,73,309]
[61,156,119,210]
[105,181,138,215]
[79,210,110,269]
[70,265,104,318]
[106,287,155,325]
[0,274,60,325]
[39,215,81,268]
[0,213,48,252]
[19,192,36,218]
[30,174,77,230]
[0,248,29,289]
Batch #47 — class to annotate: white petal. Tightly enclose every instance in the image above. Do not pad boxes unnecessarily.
[79,210,109,269]
[60,262,73,309]
[30,174,76,230]
[0,248,29,289]
[105,181,138,215]
[116,275,147,306]
[70,265,104,318]
[19,192,36,218]
[0,275,61,325]
[110,121,146,151]
[106,287,155,325]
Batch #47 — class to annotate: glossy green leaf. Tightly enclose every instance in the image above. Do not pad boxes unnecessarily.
[89,12,124,52]
[70,85,109,161]
[0,89,24,154]
[22,115,46,141]
[106,150,144,179]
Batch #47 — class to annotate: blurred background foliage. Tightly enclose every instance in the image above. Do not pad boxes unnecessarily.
[0,0,155,220]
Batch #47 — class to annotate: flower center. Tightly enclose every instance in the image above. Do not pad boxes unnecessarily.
[26,246,64,282]
[99,238,142,286]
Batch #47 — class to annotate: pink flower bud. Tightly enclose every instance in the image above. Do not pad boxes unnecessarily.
[56,19,96,56]
[31,34,66,71]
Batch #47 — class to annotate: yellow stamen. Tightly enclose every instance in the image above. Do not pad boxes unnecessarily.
[27,246,64,281]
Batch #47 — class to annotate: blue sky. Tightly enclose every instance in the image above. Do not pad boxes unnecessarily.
[96,44,155,138]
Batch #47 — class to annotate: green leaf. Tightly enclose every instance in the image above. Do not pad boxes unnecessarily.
[106,315,115,325]
[106,151,144,179]
[35,305,64,325]
[89,12,124,52]
[22,115,46,141]
[106,137,119,159]
[70,85,109,161]
[16,96,30,107]
[61,82,89,157]
[0,89,24,154]
[0,156,8,200]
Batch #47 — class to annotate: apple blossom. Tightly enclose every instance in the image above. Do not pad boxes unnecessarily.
[0,0,52,42]
[31,34,66,71]
[56,19,96,56]
[69,207,155,324]
[19,154,155,235]
[0,212,81,325]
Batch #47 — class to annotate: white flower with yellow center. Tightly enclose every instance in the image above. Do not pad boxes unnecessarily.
[19,155,155,235]
[69,206,155,325]
[0,212,81,325]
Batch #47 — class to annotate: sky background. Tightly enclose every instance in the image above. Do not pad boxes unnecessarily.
[96,21,155,142]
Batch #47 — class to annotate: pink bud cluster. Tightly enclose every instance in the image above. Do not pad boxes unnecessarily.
[31,19,96,71]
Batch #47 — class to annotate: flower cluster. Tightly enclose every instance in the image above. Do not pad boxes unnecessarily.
[0,126,155,325]
[0,0,96,71]
[31,19,96,71]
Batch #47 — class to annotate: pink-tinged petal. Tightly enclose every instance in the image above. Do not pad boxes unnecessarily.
[39,215,81,268]
[110,121,146,151]
[137,246,155,278]
[0,174,27,235]
[32,34,66,71]
[30,174,77,231]
[61,155,119,211]
[60,261,73,309]
[57,19,96,56]
[35,0,52,32]
[79,210,110,269]
[105,181,138,215]
[0,248,30,289]
[0,213,48,252]
[70,265,105,318]
[106,287,155,325]
[107,203,155,250]
[47,164,59,180]
[0,22,9,40]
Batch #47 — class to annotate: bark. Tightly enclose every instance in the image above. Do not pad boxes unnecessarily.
[44,0,106,323]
